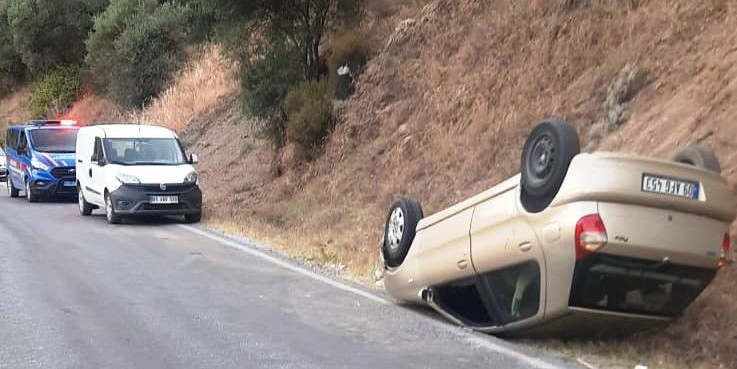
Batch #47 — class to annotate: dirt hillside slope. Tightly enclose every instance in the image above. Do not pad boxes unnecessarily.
[184,1,737,367]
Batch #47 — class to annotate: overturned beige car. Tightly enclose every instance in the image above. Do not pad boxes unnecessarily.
[380,119,735,337]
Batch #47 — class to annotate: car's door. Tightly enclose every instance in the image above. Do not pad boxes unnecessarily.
[87,136,106,205]
[470,187,546,326]
[16,130,31,186]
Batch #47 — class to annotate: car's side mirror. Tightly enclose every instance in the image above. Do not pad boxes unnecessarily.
[190,153,199,164]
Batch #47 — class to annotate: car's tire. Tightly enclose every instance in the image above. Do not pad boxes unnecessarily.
[382,198,423,268]
[520,119,580,212]
[184,212,202,224]
[7,179,19,198]
[672,145,721,174]
[78,188,93,216]
[25,180,39,203]
[105,192,121,224]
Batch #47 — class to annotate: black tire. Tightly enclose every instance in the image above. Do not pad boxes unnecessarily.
[78,188,93,216]
[520,119,580,212]
[382,198,423,268]
[105,192,122,225]
[7,180,19,198]
[672,145,721,174]
[25,180,39,203]
[184,212,202,223]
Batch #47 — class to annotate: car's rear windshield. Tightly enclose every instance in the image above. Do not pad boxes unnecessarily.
[29,129,78,153]
[570,254,716,317]
[104,138,187,166]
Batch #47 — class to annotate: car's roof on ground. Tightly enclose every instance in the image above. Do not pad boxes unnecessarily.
[81,124,176,139]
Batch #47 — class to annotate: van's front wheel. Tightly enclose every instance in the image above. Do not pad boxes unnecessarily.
[105,192,121,224]
[79,189,93,216]
[25,180,39,203]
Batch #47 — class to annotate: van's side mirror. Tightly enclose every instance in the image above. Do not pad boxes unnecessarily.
[189,153,199,164]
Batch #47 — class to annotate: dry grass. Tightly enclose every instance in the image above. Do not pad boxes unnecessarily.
[64,94,123,125]
[181,1,737,368]
[129,44,238,131]
[0,86,32,130]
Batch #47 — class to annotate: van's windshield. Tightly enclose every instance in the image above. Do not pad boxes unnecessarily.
[104,138,187,166]
[29,129,78,153]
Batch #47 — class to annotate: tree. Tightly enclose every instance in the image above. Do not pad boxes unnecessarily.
[5,0,109,75]
[0,2,26,96]
[86,0,191,108]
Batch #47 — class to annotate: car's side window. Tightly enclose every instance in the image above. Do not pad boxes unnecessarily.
[478,261,541,324]
[92,137,103,163]
[18,131,28,155]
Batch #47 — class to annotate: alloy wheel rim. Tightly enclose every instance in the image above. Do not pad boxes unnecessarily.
[78,191,84,212]
[387,208,405,251]
[106,196,113,220]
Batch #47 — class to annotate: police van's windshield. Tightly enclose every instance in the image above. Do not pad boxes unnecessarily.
[29,129,78,153]
[104,138,187,166]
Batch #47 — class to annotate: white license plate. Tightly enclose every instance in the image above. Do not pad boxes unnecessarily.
[149,195,179,204]
[63,181,76,187]
[642,174,699,199]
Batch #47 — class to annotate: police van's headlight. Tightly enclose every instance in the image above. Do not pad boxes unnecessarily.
[116,173,141,185]
[31,157,50,171]
[184,172,198,184]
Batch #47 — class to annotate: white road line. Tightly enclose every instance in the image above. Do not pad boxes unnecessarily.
[178,224,567,369]
[177,224,389,305]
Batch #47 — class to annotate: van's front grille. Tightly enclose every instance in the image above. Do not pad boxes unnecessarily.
[141,204,184,211]
[51,167,76,178]
[130,183,195,193]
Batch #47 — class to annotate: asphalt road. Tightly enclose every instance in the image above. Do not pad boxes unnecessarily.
[0,183,577,369]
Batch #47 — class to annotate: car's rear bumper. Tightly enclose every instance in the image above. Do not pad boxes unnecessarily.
[109,183,202,216]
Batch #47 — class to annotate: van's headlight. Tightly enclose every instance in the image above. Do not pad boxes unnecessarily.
[184,172,198,184]
[31,157,50,171]
[116,173,141,184]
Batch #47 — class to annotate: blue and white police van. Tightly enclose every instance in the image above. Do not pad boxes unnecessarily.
[4,120,79,202]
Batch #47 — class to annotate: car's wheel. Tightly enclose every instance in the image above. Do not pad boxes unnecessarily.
[382,198,423,268]
[520,119,580,212]
[78,188,93,216]
[7,179,19,198]
[25,180,39,203]
[184,212,202,224]
[105,192,121,224]
[672,145,721,174]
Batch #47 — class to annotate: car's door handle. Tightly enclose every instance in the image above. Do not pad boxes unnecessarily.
[88,168,92,178]
[456,259,469,270]
[518,242,533,252]
[77,159,83,163]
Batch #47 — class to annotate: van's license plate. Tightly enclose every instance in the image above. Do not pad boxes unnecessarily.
[149,195,179,204]
[642,174,699,199]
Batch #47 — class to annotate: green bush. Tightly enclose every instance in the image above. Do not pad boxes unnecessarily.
[30,65,81,118]
[111,3,190,108]
[0,4,26,96]
[241,35,302,145]
[85,1,190,108]
[5,0,108,76]
[284,79,334,155]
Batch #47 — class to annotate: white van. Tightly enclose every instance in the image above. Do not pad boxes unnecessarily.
[76,124,202,224]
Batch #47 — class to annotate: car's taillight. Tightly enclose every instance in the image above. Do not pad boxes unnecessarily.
[575,214,608,260]
[719,232,731,268]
